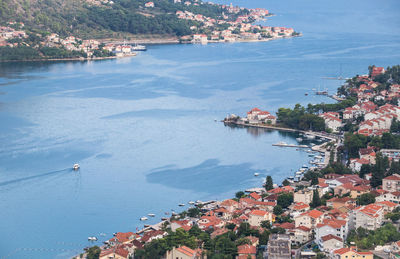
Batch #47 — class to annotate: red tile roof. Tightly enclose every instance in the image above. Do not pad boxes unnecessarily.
[177,246,196,257]
[249,192,261,200]
[321,234,343,242]
[237,244,257,254]
[301,209,324,219]
[384,175,400,181]
[250,210,268,217]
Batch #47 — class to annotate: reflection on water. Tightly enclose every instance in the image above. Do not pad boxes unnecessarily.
[224,123,300,139]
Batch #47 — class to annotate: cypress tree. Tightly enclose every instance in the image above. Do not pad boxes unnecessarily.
[265,176,273,191]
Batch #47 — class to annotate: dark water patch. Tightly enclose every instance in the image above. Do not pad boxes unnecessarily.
[95,153,112,159]
[102,109,202,120]
[146,159,265,194]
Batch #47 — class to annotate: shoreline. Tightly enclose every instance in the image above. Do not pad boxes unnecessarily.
[0,34,301,63]
[223,120,340,142]
[0,53,137,63]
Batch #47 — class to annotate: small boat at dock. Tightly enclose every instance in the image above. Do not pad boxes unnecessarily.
[305,134,316,140]
[88,236,98,241]
[188,201,195,205]
[161,217,168,221]
[132,44,147,51]
[140,217,148,221]
[296,137,303,142]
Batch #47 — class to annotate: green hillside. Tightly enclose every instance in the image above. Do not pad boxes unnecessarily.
[0,0,225,38]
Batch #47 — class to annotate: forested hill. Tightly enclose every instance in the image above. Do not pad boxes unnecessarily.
[0,0,227,38]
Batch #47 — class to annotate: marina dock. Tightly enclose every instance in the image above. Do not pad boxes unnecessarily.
[272,143,309,148]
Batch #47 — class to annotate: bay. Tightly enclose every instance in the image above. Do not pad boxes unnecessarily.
[0,0,400,258]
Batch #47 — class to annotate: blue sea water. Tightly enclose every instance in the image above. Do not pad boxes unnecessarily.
[0,0,400,258]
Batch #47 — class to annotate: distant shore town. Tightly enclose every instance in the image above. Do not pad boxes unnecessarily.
[75,65,400,259]
[0,2,300,61]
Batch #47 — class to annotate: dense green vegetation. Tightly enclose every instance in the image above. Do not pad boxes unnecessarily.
[277,104,325,131]
[0,0,231,38]
[0,46,91,61]
[347,224,400,250]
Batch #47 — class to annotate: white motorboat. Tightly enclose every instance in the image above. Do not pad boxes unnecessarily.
[188,201,195,205]
[88,237,97,241]
[254,172,260,176]
[73,163,80,170]
[179,203,185,207]
[140,217,148,221]
[148,213,155,217]
[132,44,147,51]
[305,134,316,140]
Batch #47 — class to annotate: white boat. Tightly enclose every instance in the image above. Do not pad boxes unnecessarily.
[188,201,195,205]
[196,200,202,203]
[132,44,147,51]
[73,163,80,170]
[302,164,309,168]
[254,172,260,176]
[161,217,168,221]
[148,213,155,217]
[305,134,316,140]
[178,203,185,207]
[88,236,98,241]
[296,137,303,142]
[140,217,148,221]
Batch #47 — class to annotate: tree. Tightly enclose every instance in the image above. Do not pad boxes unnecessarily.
[359,164,371,179]
[277,193,293,209]
[259,230,270,245]
[187,207,201,217]
[371,152,389,187]
[260,220,271,229]
[265,176,273,191]
[389,161,400,176]
[86,246,101,259]
[310,189,321,208]
[273,205,283,215]
[385,212,400,222]
[236,191,245,199]
[282,179,290,186]
[356,193,375,205]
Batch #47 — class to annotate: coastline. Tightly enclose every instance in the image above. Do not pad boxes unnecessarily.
[0,34,301,63]
[0,53,136,63]
[223,120,340,142]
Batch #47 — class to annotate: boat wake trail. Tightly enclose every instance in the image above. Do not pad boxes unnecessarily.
[0,168,71,187]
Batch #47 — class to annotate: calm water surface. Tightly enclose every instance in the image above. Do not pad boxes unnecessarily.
[0,0,400,258]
